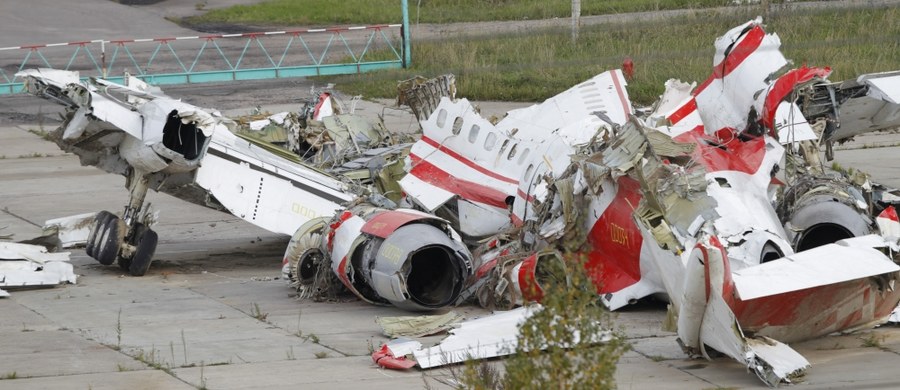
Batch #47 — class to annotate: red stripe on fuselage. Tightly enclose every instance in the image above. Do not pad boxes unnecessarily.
[420,136,519,184]
[695,25,766,95]
[409,154,510,209]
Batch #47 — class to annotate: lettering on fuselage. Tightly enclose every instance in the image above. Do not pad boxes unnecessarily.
[610,222,628,246]
[291,203,317,218]
[380,243,403,264]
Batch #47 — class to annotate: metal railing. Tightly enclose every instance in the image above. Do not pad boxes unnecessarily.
[0,24,407,95]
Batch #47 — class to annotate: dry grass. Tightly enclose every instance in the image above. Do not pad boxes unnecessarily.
[327,6,898,105]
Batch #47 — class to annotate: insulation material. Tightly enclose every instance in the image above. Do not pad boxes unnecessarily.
[376,311,464,337]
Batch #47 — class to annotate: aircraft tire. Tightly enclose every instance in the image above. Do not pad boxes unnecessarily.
[86,211,115,259]
[96,217,121,266]
[128,227,158,277]
[118,223,148,271]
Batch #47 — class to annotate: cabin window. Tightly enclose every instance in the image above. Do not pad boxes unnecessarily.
[507,144,518,160]
[468,125,480,143]
[484,132,497,150]
[436,109,447,128]
[517,148,530,165]
[452,117,464,135]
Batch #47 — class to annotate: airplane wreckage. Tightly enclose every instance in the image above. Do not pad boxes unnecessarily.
[10,18,900,386]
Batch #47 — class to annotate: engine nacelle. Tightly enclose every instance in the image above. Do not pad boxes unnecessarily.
[326,206,473,311]
[778,176,873,252]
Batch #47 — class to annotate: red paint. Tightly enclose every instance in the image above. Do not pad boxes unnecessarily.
[517,254,543,301]
[673,127,767,175]
[312,92,332,120]
[611,70,632,116]
[409,154,510,209]
[730,280,900,342]
[360,210,431,238]
[880,205,899,222]
[584,176,645,293]
[622,57,634,81]
[668,98,697,125]
[473,258,499,280]
[517,188,535,203]
[372,345,416,370]
[510,213,524,227]
[419,136,519,184]
[695,25,766,95]
[335,255,353,291]
[327,211,353,252]
[761,66,831,132]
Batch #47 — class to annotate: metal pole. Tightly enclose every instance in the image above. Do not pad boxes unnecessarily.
[571,0,581,43]
[402,0,411,68]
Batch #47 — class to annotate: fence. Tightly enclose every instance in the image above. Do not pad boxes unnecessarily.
[0,24,407,95]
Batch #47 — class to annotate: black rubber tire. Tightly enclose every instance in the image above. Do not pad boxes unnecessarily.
[117,223,146,271]
[129,227,158,277]
[86,211,114,258]
[95,217,121,266]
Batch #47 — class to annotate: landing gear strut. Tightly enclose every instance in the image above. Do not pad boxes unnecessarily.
[85,169,159,276]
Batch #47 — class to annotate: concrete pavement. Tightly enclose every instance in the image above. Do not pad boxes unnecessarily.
[3,113,900,388]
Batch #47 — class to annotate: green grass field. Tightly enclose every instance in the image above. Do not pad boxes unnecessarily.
[325,6,898,105]
[187,0,735,26]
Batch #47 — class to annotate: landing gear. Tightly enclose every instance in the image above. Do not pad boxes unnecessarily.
[86,169,159,276]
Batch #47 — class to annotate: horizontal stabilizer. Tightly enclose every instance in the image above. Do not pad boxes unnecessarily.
[733,243,898,301]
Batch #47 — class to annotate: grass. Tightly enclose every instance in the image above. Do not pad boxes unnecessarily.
[861,333,885,349]
[323,5,899,106]
[185,0,741,27]
[249,302,268,321]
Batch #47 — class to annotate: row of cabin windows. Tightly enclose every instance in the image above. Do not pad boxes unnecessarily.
[435,108,531,165]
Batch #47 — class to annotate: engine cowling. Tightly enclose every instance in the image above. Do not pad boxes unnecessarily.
[322,206,473,311]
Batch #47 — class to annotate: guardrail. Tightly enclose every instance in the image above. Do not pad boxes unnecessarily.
[0,24,407,95]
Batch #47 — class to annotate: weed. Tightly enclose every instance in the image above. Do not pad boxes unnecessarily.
[250,302,268,322]
[181,329,188,365]
[649,355,666,362]
[27,128,52,141]
[314,351,328,359]
[2,372,16,380]
[21,323,33,332]
[199,361,208,390]
[286,346,296,360]
[115,308,123,351]
[861,333,885,348]
[458,254,628,389]
[117,363,129,372]
[134,345,172,374]
[307,333,319,344]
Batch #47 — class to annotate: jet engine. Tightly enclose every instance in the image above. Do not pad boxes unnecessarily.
[283,201,473,311]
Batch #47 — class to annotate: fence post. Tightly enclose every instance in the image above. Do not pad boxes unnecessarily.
[402,0,411,68]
